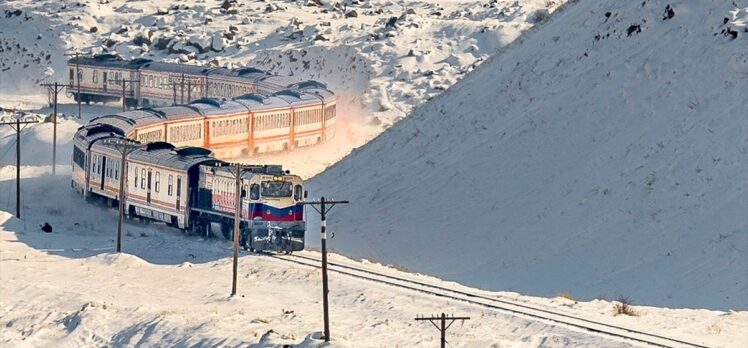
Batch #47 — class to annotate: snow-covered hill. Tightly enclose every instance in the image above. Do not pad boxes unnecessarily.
[0,0,561,135]
[0,0,564,176]
[307,0,748,311]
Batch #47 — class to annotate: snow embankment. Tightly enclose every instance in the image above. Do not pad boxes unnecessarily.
[308,0,748,311]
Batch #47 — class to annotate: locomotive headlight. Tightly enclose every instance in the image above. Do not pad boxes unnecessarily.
[273,176,283,181]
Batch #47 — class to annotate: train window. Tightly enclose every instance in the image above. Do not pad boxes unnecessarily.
[294,185,303,201]
[73,146,85,168]
[92,70,98,84]
[168,174,173,196]
[250,184,260,200]
[140,168,146,189]
[114,161,119,180]
[69,69,74,84]
[134,166,139,188]
[261,181,293,197]
[155,172,160,193]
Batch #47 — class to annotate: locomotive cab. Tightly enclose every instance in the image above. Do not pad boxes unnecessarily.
[245,172,305,252]
[193,164,305,253]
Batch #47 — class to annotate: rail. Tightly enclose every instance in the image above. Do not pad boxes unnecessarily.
[266,252,709,348]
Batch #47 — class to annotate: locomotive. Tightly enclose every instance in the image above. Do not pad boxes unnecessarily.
[72,125,305,252]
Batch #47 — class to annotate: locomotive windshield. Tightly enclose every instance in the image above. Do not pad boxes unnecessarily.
[261,181,293,197]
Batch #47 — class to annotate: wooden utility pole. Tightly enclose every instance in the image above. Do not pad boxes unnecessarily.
[64,51,88,119]
[40,82,66,175]
[231,162,243,296]
[300,196,350,342]
[415,313,471,348]
[162,75,203,105]
[0,112,39,218]
[109,77,140,112]
[103,138,142,252]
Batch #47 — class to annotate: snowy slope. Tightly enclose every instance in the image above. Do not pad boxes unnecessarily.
[308,0,748,311]
[2,174,747,347]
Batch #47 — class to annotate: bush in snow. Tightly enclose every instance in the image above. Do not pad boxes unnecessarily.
[613,296,637,316]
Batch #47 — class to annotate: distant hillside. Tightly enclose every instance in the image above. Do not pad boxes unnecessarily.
[308,0,748,310]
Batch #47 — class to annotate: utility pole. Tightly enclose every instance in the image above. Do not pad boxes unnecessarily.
[162,75,203,105]
[180,73,185,104]
[40,82,66,175]
[415,313,471,348]
[103,138,142,253]
[300,196,350,342]
[0,111,39,218]
[231,162,243,296]
[64,51,88,119]
[109,77,140,112]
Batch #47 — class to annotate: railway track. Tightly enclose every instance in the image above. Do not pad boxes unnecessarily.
[266,252,708,348]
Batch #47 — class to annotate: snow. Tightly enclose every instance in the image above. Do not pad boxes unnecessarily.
[1,0,747,346]
[307,0,748,311]
[1,193,746,347]
[1,0,564,176]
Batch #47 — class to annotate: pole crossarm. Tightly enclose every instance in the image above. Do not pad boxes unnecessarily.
[415,313,471,348]
[0,115,40,218]
[0,120,39,128]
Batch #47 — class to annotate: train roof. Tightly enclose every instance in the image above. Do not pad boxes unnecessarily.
[189,98,249,116]
[206,163,288,179]
[90,109,168,133]
[74,124,126,149]
[271,89,325,106]
[128,142,218,171]
[154,105,204,121]
[139,61,212,75]
[207,67,268,81]
[233,94,293,111]
[253,75,300,92]
[68,54,152,69]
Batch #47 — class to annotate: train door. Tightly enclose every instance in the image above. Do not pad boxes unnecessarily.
[100,156,107,191]
[146,169,152,203]
[103,72,108,91]
[176,176,182,210]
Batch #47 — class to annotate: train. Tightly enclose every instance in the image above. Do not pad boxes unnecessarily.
[65,55,341,252]
[67,55,337,157]
[72,124,305,252]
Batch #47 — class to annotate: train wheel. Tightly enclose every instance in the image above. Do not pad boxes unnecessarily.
[208,222,225,240]
[221,222,232,240]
